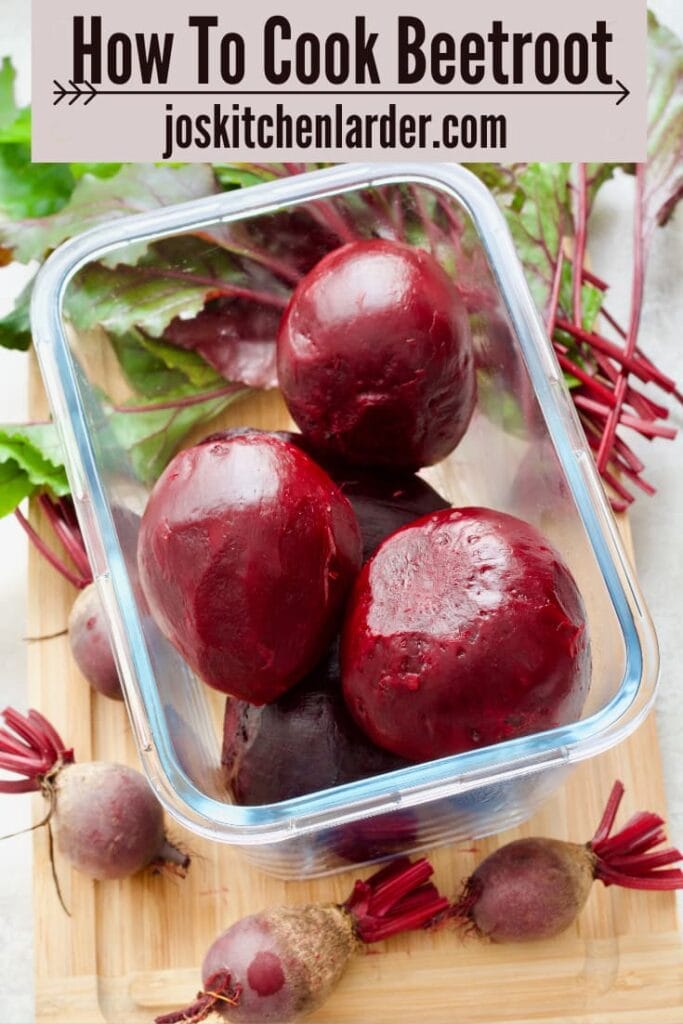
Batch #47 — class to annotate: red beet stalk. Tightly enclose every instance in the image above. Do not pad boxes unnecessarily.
[14,496,91,590]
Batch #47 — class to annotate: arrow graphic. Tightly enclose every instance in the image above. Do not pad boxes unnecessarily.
[53,80,97,106]
[52,80,631,107]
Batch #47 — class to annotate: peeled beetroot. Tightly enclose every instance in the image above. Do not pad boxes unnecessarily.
[156,857,448,1024]
[342,507,590,762]
[277,239,476,469]
[138,431,361,703]
[0,708,188,882]
[281,431,450,562]
[68,583,123,701]
[451,781,683,942]
[222,643,407,805]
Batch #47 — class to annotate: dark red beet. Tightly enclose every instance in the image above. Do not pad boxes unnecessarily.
[138,432,362,703]
[0,709,188,883]
[277,240,476,469]
[155,857,448,1024]
[342,507,590,762]
[222,643,408,805]
[329,809,419,865]
[451,781,683,943]
[68,583,123,701]
[278,430,450,562]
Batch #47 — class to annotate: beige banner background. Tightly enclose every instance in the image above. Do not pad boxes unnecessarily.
[32,0,647,162]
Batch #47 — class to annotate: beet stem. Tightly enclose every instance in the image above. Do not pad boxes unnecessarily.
[131,265,289,310]
[589,782,683,892]
[597,865,683,891]
[345,856,449,943]
[591,780,625,845]
[367,857,434,917]
[152,838,191,878]
[546,243,565,336]
[0,708,73,786]
[14,509,90,590]
[608,847,683,873]
[596,164,646,473]
[112,382,244,415]
[37,495,92,582]
[572,165,588,326]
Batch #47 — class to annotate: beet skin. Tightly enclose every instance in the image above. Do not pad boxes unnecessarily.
[277,239,476,469]
[200,904,355,1021]
[68,583,123,701]
[138,432,361,703]
[342,507,590,761]
[222,643,407,805]
[277,431,450,562]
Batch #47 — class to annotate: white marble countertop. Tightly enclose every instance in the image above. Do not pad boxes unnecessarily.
[0,1,681,1020]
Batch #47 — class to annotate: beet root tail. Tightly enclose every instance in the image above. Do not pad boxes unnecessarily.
[589,781,683,891]
[155,971,241,1024]
[151,838,191,879]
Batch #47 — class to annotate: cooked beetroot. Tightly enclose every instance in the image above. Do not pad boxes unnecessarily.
[0,708,188,883]
[156,857,448,1024]
[342,507,590,762]
[330,809,419,865]
[332,470,449,563]
[222,643,407,805]
[138,431,362,703]
[68,583,123,701]
[451,781,683,942]
[277,239,476,469]
[278,430,450,561]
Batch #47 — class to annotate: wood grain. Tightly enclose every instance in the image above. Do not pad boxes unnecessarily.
[27,360,681,1024]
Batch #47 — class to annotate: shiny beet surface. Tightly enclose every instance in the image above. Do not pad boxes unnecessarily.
[222,642,407,805]
[277,240,476,469]
[276,431,450,562]
[138,432,362,703]
[341,508,590,762]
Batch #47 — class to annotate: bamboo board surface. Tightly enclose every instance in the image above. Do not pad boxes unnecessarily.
[27,361,682,1024]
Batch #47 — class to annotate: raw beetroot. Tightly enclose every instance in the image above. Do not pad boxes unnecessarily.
[342,507,590,762]
[450,781,683,942]
[277,239,476,469]
[138,431,362,703]
[222,643,407,805]
[68,583,123,701]
[0,708,188,882]
[156,857,447,1024]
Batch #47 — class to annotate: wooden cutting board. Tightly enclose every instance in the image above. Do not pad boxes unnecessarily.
[26,359,682,1024]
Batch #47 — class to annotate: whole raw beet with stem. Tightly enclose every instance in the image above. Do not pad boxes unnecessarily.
[277,239,476,469]
[138,431,361,704]
[342,507,590,762]
[68,583,123,701]
[451,781,683,942]
[156,857,448,1024]
[0,709,188,885]
[222,643,408,805]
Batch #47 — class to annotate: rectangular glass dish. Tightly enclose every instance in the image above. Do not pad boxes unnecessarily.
[30,163,658,878]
